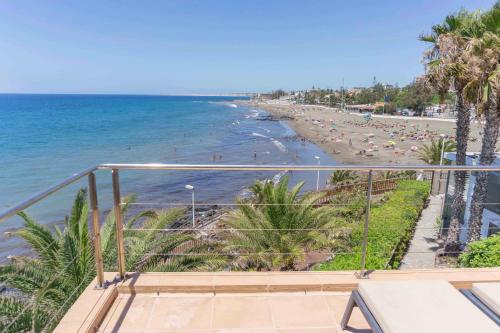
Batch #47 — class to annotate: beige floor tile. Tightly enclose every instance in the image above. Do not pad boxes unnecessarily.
[147,296,213,330]
[210,328,276,333]
[277,329,338,333]
[102,295,154,331]
[142,329,212,333]
[212,296,273,329]
[269,295,336,329]
[324,294,370,332]
[100,297,126,331]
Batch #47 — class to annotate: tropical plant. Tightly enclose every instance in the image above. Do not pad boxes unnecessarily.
[0,189,94,332]
[465,5,500,243]
[329,170,359,186]
[0,189,224,332]
[420,10,478,253]
[459,233,500,267]
[224,177,347,271]
[418,138,457,165]
[376,170,416,180]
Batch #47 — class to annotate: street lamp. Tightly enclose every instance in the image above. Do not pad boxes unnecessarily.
[185,185,195,228]
[439,134,448,165]
[314,155,321,191]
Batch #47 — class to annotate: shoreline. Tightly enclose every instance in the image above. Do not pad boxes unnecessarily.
[239,100,484,165]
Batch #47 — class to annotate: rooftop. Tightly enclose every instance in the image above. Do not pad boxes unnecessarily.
[54,268,500,333]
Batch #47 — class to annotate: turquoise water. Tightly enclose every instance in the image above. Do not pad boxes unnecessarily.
[0,94,335,257]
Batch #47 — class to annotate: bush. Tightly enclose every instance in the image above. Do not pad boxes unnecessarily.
[316,180,430,270]
[459,234,500,268]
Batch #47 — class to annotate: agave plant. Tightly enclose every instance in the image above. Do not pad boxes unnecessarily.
[0,189,225,332]
[418,138,457,165]
[224,177,347,271]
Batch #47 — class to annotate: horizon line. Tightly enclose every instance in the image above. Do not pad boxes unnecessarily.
[0,92,255,97]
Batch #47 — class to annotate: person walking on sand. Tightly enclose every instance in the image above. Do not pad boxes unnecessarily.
[253,151,257,159]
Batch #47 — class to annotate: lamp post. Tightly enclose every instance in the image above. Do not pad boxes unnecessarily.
[437,134,448,194]
[439,134,447,166]
[314,155,321,191]
[185,185,195,228]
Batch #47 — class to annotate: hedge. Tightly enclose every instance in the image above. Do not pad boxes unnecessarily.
[317,180,430,270]
[459,234,500,268]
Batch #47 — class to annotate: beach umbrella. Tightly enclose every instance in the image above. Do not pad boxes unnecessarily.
[388,140,396,146]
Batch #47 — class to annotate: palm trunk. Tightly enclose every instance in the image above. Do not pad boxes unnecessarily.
[467,89,499,243]
[445,90,470,253]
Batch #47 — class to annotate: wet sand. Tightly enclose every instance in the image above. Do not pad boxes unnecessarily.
[239,100,483,165]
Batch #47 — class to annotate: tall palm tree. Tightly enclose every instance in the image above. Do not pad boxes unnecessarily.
[224,177,346,271]
[418,138,457,165]
[466,5,500,242]
[0,189,224,332]
[420,11,477,253]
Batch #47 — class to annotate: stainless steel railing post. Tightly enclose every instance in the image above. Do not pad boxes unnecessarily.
[88,172,105,288]
[112,169,126,280]
[357,169,373,279]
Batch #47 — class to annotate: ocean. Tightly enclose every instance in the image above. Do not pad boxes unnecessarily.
[0,94,335,257]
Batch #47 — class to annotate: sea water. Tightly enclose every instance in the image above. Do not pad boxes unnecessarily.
[0,94,335,257]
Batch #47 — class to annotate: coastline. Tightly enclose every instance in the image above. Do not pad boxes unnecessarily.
[238,100,484,165]
[0,96,335,259]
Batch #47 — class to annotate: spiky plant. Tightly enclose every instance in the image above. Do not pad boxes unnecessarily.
[329,170,359,186]
[0,189,226,332]
[224,177,347,271]
[0,189,94,332]
[418,138,457,165]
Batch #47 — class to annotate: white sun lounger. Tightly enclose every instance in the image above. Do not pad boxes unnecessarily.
[341,280,499,333]
[461,282,500,325]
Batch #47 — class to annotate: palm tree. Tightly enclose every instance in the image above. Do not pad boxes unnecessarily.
[329,170,359,186]
[418,138,457,165]
[420,11,477,253]
[224,177,346,271]
[0,189,94,332]
[465,5,500,242]
[0,189,224,332]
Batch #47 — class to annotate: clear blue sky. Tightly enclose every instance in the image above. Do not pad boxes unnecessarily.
[0,0,495,95]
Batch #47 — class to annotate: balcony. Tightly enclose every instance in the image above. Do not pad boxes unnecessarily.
[0,164,498,332]
[54,269,499,333]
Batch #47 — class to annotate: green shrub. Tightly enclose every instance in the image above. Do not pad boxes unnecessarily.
[459,234,500,268]
[317,180,430,270]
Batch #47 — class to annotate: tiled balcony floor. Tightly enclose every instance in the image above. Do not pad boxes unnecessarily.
[54,268,500,333]
[98,291,370,333]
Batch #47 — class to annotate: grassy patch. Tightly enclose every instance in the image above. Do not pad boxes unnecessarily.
[316,180,430,270]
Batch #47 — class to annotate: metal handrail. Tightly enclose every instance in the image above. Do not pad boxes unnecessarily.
[2,163,499,222]
[0,165,98,221]
[98,163,500,172]
[2,163,500,286]
[3,163,499,222]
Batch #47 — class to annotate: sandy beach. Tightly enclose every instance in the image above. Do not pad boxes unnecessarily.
[240,100,484,165]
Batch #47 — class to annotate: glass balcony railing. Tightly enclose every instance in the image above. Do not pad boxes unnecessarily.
[0,163,499,332]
